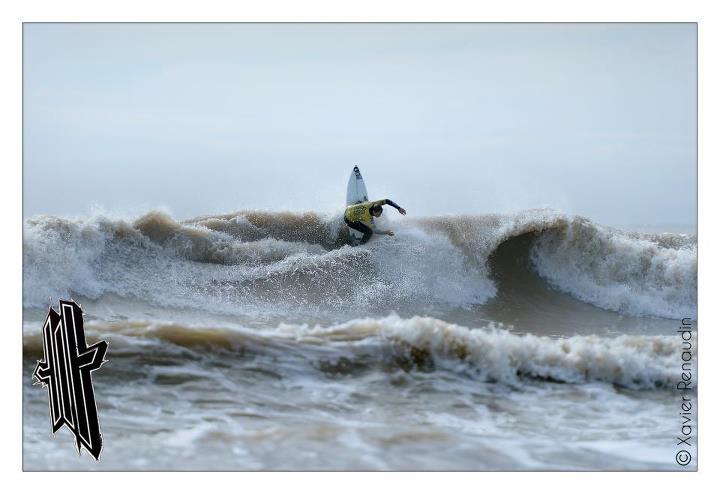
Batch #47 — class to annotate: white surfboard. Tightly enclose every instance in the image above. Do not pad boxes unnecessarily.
[346,166,369,244]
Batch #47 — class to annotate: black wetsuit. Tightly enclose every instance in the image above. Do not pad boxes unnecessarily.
[343,218,374,244]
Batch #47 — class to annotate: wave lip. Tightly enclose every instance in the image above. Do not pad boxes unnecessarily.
[529,216,697,319]
[414,209,696,319]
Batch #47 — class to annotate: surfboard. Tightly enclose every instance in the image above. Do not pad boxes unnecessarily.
[346,166,369,245]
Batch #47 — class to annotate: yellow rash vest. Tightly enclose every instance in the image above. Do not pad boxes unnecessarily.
[344,200,386,227]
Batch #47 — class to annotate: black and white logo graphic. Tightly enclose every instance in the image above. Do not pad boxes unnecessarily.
[33,300,108,460]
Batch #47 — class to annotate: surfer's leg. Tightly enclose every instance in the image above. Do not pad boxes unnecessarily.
[359,227,373,244]
[345,220,373,245]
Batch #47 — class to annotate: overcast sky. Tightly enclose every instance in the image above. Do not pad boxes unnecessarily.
[23,23,697,226]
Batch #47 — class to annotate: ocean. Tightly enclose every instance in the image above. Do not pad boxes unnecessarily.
[22,208,698,470]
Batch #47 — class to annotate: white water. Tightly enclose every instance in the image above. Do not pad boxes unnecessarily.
[22,209,698,470]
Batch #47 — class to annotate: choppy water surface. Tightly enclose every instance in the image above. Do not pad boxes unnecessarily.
[23,209,697,470]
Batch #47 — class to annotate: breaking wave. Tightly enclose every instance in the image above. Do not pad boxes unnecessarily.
[22,315,683,390]
[22,209,697,319]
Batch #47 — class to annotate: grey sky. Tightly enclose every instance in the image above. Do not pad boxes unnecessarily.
[23,23,697,225]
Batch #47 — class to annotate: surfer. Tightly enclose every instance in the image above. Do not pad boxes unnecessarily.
[344,199,407,244]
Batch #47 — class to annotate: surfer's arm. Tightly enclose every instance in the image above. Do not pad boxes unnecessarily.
[381,199,407,215]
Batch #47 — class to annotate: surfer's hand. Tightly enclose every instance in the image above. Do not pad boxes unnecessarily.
[387,231,395,236]
[398,208,407,215]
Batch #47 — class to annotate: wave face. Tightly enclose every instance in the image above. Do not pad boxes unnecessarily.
[22,209,697,319]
